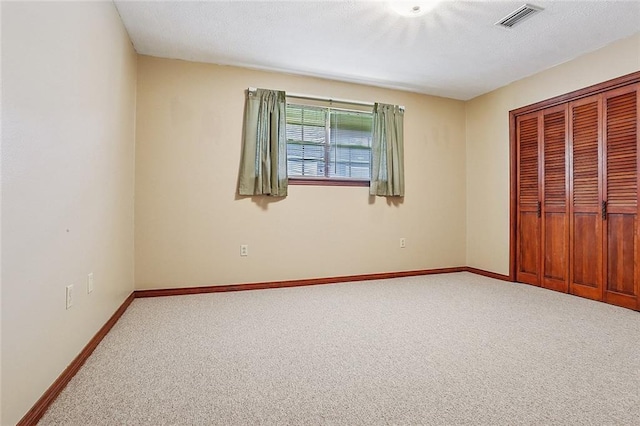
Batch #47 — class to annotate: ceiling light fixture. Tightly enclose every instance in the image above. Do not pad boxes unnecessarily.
[390,1,441,17]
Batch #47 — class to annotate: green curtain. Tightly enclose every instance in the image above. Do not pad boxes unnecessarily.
[238,88,288,196]
[370,103,404,197]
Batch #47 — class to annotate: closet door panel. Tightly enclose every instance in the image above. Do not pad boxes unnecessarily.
[603,86,638,309]
[569,97,603,300]
[542,107,569,292]
[519,212,540,275]
[572,214,601,288]
[516,113,541,285]
[544,213,567,281]
[607,214,635,294]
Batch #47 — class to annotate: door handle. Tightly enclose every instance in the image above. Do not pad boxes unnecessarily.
[537,201,541,218]
[602,201,607,220]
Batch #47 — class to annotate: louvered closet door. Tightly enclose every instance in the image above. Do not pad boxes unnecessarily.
[602,85,639,310]
[569,95,603,300]
[541,105,569,292]
[517,112,541,286]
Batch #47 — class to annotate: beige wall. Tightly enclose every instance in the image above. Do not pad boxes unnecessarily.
[465,33,640,275]
[1,2,137,424]
[135,56,467,289]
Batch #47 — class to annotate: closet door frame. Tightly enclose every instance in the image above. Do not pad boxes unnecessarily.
[509,71,640,310]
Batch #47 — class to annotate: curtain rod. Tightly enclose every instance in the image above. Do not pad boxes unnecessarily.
[247,87,404,111]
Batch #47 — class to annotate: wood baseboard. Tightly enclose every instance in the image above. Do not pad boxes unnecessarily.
[17,266,514,424]
[17,292,135,426]
[464,267,512,282]
[134,267,467,298]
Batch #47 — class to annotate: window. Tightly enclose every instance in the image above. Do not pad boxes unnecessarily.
[286,103,373,184]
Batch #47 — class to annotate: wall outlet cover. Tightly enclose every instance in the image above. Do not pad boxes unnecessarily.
[66,285,73,309]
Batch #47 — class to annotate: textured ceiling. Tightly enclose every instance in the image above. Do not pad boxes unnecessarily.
[114,0,640,100]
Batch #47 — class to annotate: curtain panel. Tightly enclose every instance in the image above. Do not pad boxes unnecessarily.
[238,88,288,196]
[370,103,405,197]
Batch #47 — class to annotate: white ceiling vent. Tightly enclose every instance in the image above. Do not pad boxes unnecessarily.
[495,4,544,28]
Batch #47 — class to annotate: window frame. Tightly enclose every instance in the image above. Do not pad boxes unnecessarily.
[285,101,373,187]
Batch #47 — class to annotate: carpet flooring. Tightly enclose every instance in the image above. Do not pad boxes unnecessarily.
[39,272,640,425]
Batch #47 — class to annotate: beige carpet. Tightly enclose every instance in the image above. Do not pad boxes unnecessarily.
[39,272,640,425]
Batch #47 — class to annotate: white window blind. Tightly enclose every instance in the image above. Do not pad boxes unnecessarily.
[286,103,372,180]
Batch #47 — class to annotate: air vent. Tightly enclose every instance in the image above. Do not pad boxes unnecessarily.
[495,4,543,28]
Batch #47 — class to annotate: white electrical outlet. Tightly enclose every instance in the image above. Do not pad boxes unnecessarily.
[400,238,406,248]
[240,244,249,257]
[87,272,94,294]
[66,285,74,309]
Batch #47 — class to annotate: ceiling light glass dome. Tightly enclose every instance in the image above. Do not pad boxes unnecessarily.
[390,1,441,17]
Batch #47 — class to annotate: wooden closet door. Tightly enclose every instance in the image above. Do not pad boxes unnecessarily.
[541,105,569,292]
[569,95,603,300]
[516,112,542,286]
[602,85,639,310]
